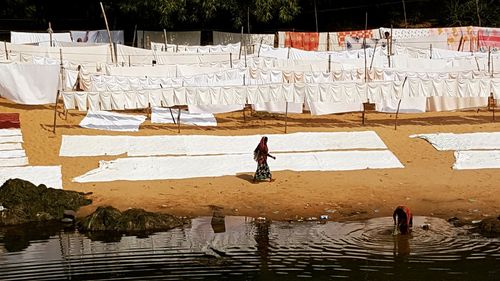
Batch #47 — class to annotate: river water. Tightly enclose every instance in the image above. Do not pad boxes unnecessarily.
[0,216,498,280]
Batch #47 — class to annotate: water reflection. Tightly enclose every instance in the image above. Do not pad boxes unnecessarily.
[0,216,498,280]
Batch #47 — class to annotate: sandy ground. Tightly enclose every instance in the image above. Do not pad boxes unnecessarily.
[1,98,499,223]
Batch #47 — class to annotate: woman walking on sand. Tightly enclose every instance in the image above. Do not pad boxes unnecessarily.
[253,136,276,182]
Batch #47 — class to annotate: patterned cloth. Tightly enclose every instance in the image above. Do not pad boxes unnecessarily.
[284,32,319,51]
[254,163,272,181]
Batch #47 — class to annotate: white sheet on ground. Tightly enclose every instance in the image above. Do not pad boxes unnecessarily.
[0,143,23,151]
[0,129,22,136]
[74,150,404,182]
[60,131,388,157]
[0,157,28,167]
[0,166,62,189]
[0,135,23,144]
[79,111,146,132]
[151,107,217,127]
[0,149,26,158]
[411,132,500,151]
[453,151,500,170]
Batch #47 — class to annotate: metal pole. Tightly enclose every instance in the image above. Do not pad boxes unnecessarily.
[100,2,115,64]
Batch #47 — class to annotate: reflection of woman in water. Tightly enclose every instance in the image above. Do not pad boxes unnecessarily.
[393,206,413,235]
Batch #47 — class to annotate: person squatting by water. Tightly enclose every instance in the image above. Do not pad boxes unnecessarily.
[253,136,276,183]
[393,206,413,235]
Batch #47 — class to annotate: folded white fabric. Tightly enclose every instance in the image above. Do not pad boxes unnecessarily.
[0,157,28,167]
[60,131,388,157]
[0,149,26,159]
[80,111,146,132]
[453,151,500,170]
[0,166,62,189]
[74,150,403,182]
[411,132,500,151]
[0,129,22,137]
[253,102,303,114]
[0,143,23,151]
[151,107,217,127]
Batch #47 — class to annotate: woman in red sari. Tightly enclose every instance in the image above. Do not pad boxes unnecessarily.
[253,137,276,182]
[393,205,413,235]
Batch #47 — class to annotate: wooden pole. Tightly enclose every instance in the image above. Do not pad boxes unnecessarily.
[169,108,176,124]
[475,0,482,27]
[327,32,330,51]
[364,12,368,82]
[284,102,289,134]
[230,53,233,68]
[430,44,433,59]
[488,47,491,74]
[239,26,243,60]
[52,91,60,133]
[48,22,53,47]
[328,54,331,72]
[369,41,378,70]
[128,55,131,67]
[163,29,168,51]
[4,41,8,60]
[394,77,409,130]
[402,0,408,28]
[287,47,291,59]
[258,38,263,57]
[177,107,181,133]
[314,0,319,33]
[100,2,115,64]
[132,24,137,47]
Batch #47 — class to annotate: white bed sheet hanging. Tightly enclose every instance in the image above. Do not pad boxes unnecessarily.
[0,63,59,105]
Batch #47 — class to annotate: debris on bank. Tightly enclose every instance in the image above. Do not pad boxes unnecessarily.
[0,179,92,226]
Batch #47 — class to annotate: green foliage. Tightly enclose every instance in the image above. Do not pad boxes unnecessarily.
[115,0,301,28]
[445,0,500,27]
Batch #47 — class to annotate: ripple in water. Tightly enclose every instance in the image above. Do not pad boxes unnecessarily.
[0,216,498,280]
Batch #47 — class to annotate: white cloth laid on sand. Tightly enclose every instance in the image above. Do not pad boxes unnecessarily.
[411,132,500,151]
[151,107,217,127]
[73,150,404,182]
[80,111,146,132]
[0,166,62,189]
[0,129,26,167]
[253,102,303,114]
[0,129,22,137]
[0,149,26,159]
[453,151,500,170]
[0,157,29,167]
[60,131,388,157]
[0,143,23,151]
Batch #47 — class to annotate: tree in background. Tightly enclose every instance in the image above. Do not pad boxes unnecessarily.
[116,0,301,29]
[445,0,500,27]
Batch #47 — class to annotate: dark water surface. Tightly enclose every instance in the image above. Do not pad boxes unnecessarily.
[0,216,498,280]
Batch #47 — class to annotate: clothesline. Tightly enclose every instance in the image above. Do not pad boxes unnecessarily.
[61,78,500,112]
